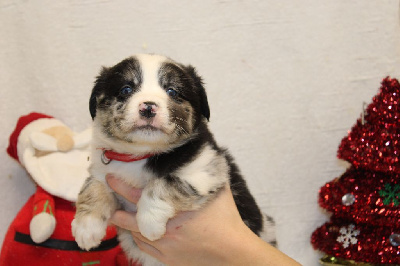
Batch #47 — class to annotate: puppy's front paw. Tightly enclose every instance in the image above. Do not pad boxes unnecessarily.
[71,215,107,250]
[137,210,167,241]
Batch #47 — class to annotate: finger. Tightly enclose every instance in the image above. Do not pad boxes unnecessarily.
[106,174,142,204]
[131,230,157,245]
[109,210,140,232]
[132,235,165,262]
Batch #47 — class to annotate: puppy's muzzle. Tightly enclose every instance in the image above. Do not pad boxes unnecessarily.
[139,102,158,119]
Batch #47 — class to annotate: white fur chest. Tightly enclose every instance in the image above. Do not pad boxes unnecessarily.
[90,147,154,189]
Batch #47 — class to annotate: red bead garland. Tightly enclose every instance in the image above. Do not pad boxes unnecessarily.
[318,167,400,227]
[311,218,400,265]
[338,77,400,174]
[311,77,400,265]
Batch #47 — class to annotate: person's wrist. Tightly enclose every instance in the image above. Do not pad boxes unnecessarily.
[205,219,256,265]
[227,225,302,266]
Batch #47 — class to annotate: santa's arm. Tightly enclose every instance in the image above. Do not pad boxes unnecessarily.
[73,127,92,149]
[30,132,58,152]
[30,186,56,243]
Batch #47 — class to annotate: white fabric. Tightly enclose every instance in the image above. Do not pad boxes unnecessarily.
[30,132,58,152]
[17,118,65,167]
[16,118,91,202]
[29,212,56,244]
[73,128,92,149]
[22,145,90,202]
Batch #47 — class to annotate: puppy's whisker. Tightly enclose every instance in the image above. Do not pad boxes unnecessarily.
[173,116,187,122]
[175,124,189,136]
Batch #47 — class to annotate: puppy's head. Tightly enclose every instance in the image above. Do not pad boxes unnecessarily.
[90,54,210,151]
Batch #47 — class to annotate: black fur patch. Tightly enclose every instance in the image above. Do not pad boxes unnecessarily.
[158,62,210,124]
[145,123,215,175]
[90,57,142,119]
[226,152,263,235]
[184,65,210,121]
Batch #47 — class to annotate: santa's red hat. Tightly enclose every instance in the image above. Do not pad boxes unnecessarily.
[7,112,65,166]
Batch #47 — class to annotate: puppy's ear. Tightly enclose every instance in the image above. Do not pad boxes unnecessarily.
[185,65,210,121]
[89,67,109,120]
[89,91,98,120]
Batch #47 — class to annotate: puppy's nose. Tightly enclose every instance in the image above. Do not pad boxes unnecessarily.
[139,102,158,118]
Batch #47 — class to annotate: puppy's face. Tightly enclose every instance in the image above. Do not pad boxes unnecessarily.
[90,54,210,151]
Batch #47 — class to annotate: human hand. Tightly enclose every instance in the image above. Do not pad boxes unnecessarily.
[106,174,300,266]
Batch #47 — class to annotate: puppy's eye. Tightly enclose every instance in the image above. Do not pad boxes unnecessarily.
[120,86,133,96]
[166,88,178,97]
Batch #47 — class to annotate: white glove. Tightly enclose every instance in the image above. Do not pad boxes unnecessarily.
[29,212,56,243]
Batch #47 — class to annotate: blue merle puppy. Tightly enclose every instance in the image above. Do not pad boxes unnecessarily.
[72,54,276,266]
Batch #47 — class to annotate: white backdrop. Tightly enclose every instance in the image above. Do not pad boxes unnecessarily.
[1,1,400,265]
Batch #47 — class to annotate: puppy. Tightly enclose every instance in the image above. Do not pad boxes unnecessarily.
[72,54,275,266]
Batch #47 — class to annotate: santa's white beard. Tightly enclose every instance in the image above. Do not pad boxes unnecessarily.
[23,148,91,202]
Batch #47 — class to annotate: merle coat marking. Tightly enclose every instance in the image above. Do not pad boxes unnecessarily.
[72,54,274,266]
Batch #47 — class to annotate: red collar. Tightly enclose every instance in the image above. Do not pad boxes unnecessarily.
[100,149,153,164]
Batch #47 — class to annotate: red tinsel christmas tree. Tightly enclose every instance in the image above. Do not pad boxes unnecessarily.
[311,77,400,265]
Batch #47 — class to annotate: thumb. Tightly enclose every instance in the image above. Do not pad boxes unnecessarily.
[109,210,140,233]
[106,174,142,204]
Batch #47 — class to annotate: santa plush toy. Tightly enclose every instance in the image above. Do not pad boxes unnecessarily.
[0,112,128,266]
